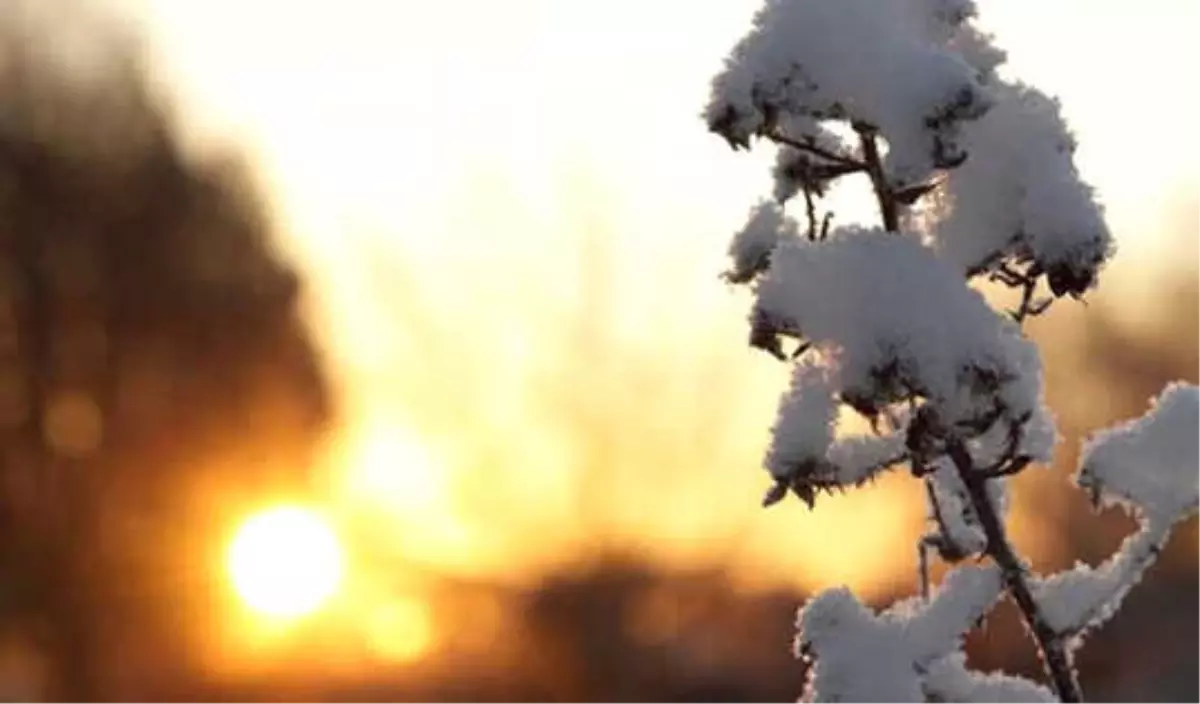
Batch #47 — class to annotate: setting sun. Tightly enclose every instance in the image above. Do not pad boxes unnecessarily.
[227,506,345,621]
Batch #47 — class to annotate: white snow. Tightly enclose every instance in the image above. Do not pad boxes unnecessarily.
[726,200,798,284]
[923,651,1056,702]
[930,82,1112,282]
[709,2,1184,700]
[1032,383,1199,638]
[1032,526,1170,639]
[1077,382,1199,528]
[764,359,838,481]
[754,228,1041,429]
[928,458,989,556]
[796,563,1003,702]
[705,0,993,185]
[827,432,908,485]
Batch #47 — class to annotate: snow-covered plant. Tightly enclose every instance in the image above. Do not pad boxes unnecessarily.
[705,1,1198,701]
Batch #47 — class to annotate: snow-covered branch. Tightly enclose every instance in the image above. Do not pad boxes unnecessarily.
[795,564,1003,702]
[1033,384,1199,640]
[703,0,1194,701]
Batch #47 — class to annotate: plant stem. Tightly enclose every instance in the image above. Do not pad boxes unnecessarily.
[803,187,818,241]
[946,441,1083,703]
[764,130,866,170]
[854,122,899,232]
[852,122,1082,701]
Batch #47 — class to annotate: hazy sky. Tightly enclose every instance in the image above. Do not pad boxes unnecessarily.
[102,0,1200,593]
[124,0,1197,256]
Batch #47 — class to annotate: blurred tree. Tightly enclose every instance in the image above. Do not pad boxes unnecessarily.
[0,2,333,699]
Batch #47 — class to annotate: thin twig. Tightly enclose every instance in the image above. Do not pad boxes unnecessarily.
[854,122,900,232]
[919,478,950,601]
[764,130,866,170]
[918,537,932,601]
[1010,275,1038,322]
[946,441,1083,703]
[835,117,1084,700]
[803,187,818,241]
[850,142,1082,699]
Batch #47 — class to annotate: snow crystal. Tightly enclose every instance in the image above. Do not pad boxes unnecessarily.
[705,0,993,184]
[725,200,798,284]
[923,652,1056,702]
[931,82,1112,284]
[796,563,1002,702]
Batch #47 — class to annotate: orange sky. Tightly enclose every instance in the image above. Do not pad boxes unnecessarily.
[101,0,1199,603]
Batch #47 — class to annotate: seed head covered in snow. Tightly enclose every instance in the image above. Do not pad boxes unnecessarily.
[765,401,909,508]
[705,0,994,185]
[766,360,839,474]
[930,82,1113,290]
[795,564,1002,702]
[725,200,798,283]
[754,228,1040,427]
[764,360,837,480]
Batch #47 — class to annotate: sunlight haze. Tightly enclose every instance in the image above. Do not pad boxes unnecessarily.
[105,0,1199,649]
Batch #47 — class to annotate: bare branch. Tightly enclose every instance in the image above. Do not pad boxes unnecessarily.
[854,122,900,232]
[803,187,819,241]
[919,537,933,601]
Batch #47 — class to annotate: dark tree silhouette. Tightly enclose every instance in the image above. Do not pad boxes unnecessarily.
[0,3,333,699]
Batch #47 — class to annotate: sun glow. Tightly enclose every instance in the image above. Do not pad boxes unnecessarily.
[227,506,344,621]
[122,0,935,600]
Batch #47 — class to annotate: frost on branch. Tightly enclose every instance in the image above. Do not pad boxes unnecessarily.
[923,652,1056,703]
[929,82,1113,296]
[1032,527,1178,644]
[926,458,990,557]
[1077,382,1199,528]
[708,2,1142,700]
[1032,383,1199,638]
[827,432,908,485]
[795,563,1003,702]
[705,0,994,186]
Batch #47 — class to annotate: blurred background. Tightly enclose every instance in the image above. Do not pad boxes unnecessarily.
[0,0,1195,700]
